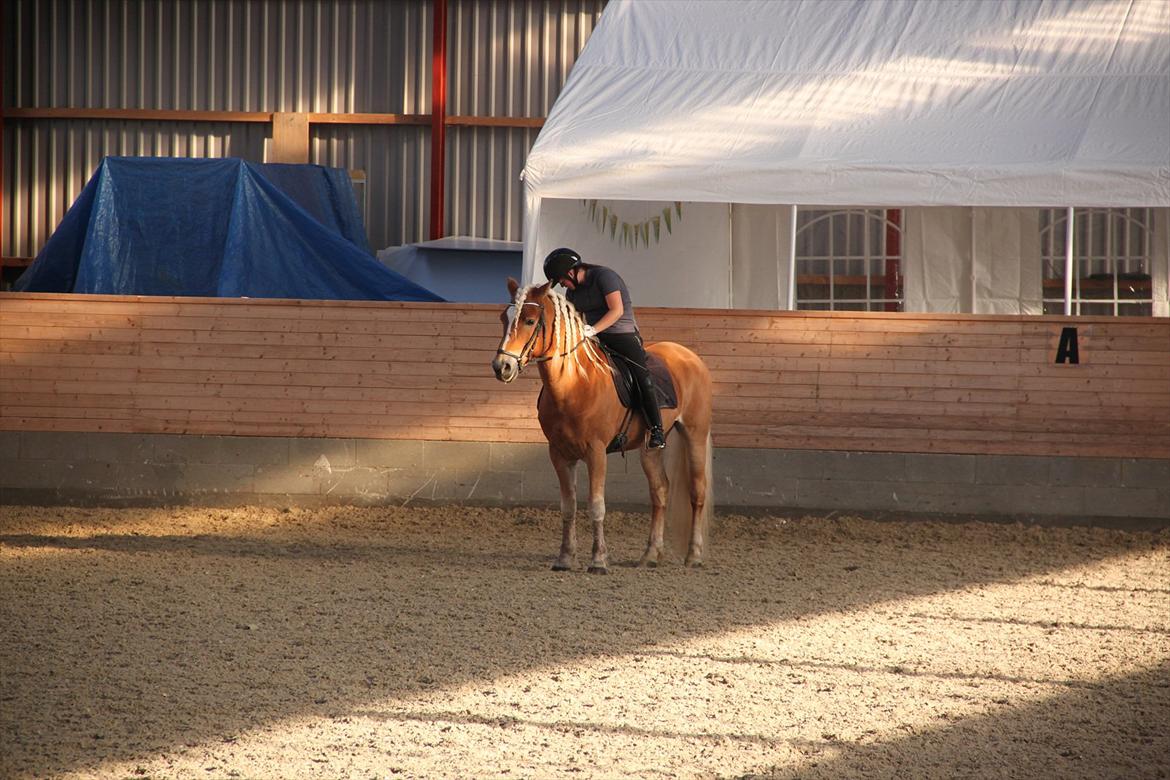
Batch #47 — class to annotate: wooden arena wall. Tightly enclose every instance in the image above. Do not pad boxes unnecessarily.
[2,293,1168,460]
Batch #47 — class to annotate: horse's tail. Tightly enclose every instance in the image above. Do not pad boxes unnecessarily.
[699,430,714,544]
[663,425,714,561]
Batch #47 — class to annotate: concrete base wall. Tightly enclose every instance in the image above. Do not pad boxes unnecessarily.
[2,431,1167,523]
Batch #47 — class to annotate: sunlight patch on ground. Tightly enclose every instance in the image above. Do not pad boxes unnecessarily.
[81,549,1168,779]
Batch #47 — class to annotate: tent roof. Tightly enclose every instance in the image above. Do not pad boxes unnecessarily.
[523,0,1170,208]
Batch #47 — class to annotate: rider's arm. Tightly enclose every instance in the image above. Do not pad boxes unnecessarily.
[592,290,624,334]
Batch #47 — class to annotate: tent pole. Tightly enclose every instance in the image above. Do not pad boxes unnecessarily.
[728,203,734,308]
[775,207,782,308]
[787,206,798,310]
[970,208,977,313]
[1064,207,1075,315]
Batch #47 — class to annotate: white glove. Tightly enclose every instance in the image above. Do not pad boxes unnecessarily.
[582,324,598,338]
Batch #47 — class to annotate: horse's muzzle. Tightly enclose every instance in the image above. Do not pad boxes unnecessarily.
[492,354,519,383]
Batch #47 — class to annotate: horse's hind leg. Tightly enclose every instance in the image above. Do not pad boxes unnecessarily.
[637,447,668,567]
[550,449,578,571]
[685,426,711,567]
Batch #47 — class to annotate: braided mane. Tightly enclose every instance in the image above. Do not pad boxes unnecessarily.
[512,284,611,377]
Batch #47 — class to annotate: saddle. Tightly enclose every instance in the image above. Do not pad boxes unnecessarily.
[597,343,678,454]
[536,343,679,454]
[596,342,678,411]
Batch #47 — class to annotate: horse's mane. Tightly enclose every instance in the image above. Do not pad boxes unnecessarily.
[513,284,611,378]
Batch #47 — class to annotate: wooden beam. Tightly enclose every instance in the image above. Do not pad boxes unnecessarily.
[4,107,273,123]
[271,112,310,164]
[308,112,429,125]
[445,115,544,128]
[6,106,544,128]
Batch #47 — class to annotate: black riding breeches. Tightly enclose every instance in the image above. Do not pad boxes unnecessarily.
[598,331,663,430]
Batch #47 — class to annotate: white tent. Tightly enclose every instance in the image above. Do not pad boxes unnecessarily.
[522,0,1170,314]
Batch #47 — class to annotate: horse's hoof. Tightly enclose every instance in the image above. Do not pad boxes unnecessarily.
[685,559,704,569]
[551,562,572,572]
[587,565,609,575]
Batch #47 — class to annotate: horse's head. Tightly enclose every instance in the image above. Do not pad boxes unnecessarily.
[492,277,553,383]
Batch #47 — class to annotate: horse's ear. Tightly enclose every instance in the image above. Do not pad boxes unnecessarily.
[506,277,520,297]
[537,281,551,295]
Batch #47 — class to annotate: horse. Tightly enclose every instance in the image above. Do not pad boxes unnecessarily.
[491,277,714,573]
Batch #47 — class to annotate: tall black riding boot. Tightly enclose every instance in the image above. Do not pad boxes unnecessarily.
[638,375,666,449]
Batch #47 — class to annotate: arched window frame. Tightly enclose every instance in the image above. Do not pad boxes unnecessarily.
[1040,207,1154,317]
[794,208,903,312]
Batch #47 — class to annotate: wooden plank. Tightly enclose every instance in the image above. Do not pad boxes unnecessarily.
[714,424,1164,449]
[8,375,1162,420]
[1022,347,1170,365]
[711,435,1166,459]
[709,406,1170,431]
[1017,376,1170,393]
[22,353,1163,390]
[2,324,492,349]
[0,394,540,422]
[0,295,491,320]
[0,403,542,429]
[0,415,1160,458]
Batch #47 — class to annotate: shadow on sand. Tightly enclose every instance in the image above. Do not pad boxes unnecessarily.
[0,506,1165,777]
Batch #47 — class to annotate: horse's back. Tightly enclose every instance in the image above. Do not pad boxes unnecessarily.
[646,340,710,380]
[645,340,712,417]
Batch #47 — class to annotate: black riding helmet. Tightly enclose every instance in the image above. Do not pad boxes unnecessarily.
[543,247,582,284]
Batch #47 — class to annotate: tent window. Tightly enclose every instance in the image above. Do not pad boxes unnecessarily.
[1041,208,1153,316]
[795,209,902,312]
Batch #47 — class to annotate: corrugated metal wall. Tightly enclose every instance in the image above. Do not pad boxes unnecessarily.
[445,0,604,239]
[448,0,600,116]
[5,0,431,113]
[3,0,604,260]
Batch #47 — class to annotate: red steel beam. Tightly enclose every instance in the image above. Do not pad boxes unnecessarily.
[429,0,448,241]
[885,208,902,312]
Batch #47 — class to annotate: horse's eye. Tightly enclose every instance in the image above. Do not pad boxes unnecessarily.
[525,318,537,326]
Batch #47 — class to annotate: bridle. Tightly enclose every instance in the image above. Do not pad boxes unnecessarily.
[496,301,547,367]
[495,299,592,373]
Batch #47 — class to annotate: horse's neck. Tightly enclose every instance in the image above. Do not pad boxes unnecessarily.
[536,317,609,407]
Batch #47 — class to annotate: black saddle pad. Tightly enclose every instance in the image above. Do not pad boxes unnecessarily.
[602,345,678,410]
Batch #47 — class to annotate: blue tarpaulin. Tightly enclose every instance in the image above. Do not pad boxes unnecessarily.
[14,157,444,302]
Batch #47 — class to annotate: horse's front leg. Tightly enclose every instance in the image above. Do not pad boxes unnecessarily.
[584,444,609,574]
[550,449,578,571]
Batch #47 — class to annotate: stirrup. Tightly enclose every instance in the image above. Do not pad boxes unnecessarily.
[646,425,666,450]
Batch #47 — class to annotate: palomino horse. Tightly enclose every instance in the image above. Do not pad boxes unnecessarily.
[491,278,714,573]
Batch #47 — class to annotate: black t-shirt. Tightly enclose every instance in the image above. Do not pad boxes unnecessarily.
[565,266,638,334]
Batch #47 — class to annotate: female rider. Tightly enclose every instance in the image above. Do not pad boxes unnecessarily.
[542,247,667,450]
